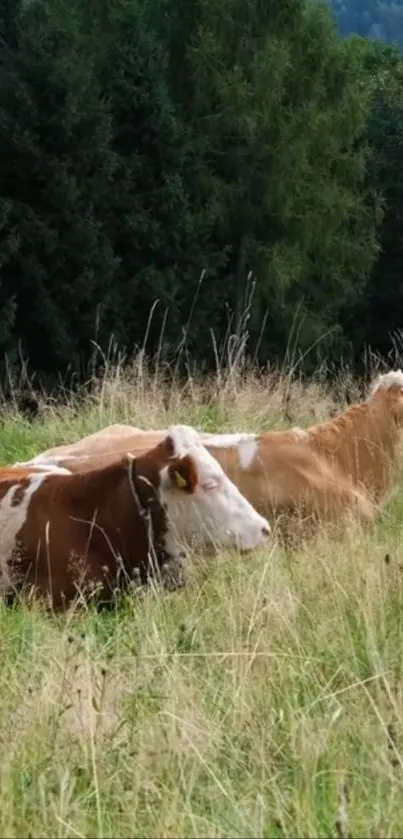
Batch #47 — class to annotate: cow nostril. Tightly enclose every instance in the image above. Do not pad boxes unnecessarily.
[262,525,271,537]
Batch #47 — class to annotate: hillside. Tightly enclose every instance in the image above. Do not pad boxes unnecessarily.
[1,363,403,836]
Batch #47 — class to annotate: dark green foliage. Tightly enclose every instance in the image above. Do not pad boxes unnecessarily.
[340,40,403,362]
[94,0,224,359]
[0,0,119,376]
[161,0,380,366]
[0,0,397,384]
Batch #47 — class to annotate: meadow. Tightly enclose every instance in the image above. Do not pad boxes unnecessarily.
[1,360,403,838]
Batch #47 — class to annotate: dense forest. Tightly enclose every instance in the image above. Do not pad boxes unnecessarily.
[1,0,403,389]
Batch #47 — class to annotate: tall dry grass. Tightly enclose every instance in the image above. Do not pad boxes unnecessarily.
[0,360,402,838]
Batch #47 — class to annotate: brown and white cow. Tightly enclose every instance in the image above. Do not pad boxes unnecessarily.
[23,420,378,534]
[5,425,271,609]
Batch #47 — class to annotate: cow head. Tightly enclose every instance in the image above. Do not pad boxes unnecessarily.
[157,425,271,554]
[369,369,403,426]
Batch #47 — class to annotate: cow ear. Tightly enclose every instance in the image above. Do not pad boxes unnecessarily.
[168,455,198,494]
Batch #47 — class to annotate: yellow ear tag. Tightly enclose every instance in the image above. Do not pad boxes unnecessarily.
[173,470,188,489]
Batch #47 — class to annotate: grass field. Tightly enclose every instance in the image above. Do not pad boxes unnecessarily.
[1,362,403,838]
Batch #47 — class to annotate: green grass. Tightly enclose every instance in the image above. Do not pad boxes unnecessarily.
[1,364,403,838]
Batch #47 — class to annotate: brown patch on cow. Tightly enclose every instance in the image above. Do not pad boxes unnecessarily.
[0,441,187,611]
[0,467,45,482]
[22,429,167,475]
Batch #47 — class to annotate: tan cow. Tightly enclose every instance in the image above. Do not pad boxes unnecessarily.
[198,370,403,516]
[27,368,403,533]
[287,369,403,504]
[231,369,403,504]
[2,425,271,610]
[23,422,378,537]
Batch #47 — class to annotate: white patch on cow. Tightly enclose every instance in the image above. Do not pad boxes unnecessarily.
[27,453,80,469]
[201,431,256,448]
[167,424,203,455]
[159,425,271,554]
[370,369,403,396]
[0,471,52,586]
[200,432,258,469]
[291,426,309,440]
[237,438,258,469]
[13,460,72,475]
